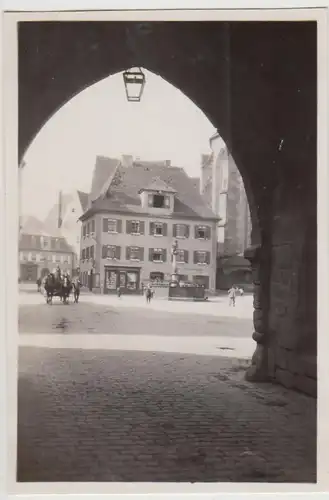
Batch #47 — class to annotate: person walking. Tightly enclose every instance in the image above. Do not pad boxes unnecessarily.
[116,286,122,298]
[36,277,41,293]
[145,283,153,304]
[228,285,237,307]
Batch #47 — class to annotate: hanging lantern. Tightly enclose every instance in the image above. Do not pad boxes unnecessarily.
[122,67,146,102]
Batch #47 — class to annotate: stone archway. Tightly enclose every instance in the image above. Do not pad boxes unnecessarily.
[18,20,317,395]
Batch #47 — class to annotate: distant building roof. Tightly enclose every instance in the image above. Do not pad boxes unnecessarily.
[81,158,219,222]
[20,215,49,235]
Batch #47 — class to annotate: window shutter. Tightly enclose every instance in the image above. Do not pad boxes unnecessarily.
[162,249,167,262]
[193,251,197,264]
[206,252,211,264]
[83,225,86,237]
[194,226,198,239]
[184,250,189,263]
[82,249,85,260]
[115,246,121,260]
[103,218,108,232]
[87,222,90,234]
[90,246,94,259]
[148,194,153,207]
[102,245,107,258]
[126,220,131,234]
[150,222,154,235]
[117,219,122,233]
[86,247,90,259]
[185,225,190,238]
[163,223,167,236]
[91,220,95,233]
[139,247,144,261]
[173,224,177,237]
[126,246,131,260]
[164,196,170,208]
[140,221,145,235]
[206,226,211,239]
[149,248,153,261]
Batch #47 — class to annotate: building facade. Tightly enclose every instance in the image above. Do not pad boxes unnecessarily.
[201,134,252,290]
[19,225,75,282]
[79,158,218,294]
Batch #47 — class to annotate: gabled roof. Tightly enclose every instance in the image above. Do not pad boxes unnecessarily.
[89,156,120,204]
[81,159,219,222]
[77,190,89,212]
[138,176,177,194]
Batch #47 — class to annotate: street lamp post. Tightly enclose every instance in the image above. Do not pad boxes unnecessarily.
[122,67,146,102]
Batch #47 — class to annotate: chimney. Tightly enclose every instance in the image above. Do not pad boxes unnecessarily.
[58,190,63,229]
[164,160,171,167]
[121,155,133,168]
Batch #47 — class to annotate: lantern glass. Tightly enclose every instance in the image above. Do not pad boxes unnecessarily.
[123,67,146,102]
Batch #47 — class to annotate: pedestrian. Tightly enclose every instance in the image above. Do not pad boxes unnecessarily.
[117,286,122,298]
[145,283,153,304]
[36,278,41,293]
[228,285,236,307]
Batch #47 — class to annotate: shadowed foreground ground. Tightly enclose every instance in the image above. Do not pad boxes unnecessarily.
[17,347,316,483]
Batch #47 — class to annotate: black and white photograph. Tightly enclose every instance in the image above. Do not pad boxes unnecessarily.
[2,6,326,494]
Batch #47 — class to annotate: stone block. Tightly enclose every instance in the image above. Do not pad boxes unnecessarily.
[267,347,276,377]
[275,346,291,371]
[293,374,317,397]
[275,368,295,389]
[289,355,317,379]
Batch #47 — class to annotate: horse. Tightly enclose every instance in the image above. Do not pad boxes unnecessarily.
[60,275,72,304]
[44,273,56,304]
[72,278,81,303]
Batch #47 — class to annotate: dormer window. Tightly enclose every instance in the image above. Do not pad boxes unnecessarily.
[148,193,170,209]
[153,194,165,208]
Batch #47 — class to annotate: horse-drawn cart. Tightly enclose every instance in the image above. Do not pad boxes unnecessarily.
[43,274,73,305]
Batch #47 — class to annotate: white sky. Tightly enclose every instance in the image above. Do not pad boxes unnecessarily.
[21,68,216,219]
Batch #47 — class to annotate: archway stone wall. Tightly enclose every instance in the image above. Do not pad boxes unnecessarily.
[18,21,317,395]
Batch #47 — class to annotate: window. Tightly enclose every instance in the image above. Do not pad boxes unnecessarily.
[31,253,36,261]
[193,275,210,289]
[131,221,140,234]
[19,251,23,261]
[194,251,210,265]
[195,225,210,240]
[178,274,188,282]
[90,246,94,260]
[127,246,143,261]
[60,255,64,264]
[149,248,166,262]
[23,253,28,261]
[174,224,189,238]
[91,220,95,234]
[86,247,90,260]
[150,271,164,282]
[81,248,85,261]
[67,256,71,265]
[153,194,165,208]
[176,249,188,263]
[55,254,60,263]
[150,222,167,236]
[83,225,87,238]
[107,219,117,232]
[103,245,120,260]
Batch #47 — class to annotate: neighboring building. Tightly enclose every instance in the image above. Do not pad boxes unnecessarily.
[79,156,218,294]
[19,216,75,282]
[43,189,89,271]
[200,133,252,290]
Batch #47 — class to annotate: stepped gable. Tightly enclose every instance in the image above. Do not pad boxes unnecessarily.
[81,159,218,221]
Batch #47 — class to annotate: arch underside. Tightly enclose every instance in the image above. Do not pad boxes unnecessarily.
[18,20,317,395]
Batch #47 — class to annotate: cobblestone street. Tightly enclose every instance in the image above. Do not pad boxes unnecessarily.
[17,287,316,483]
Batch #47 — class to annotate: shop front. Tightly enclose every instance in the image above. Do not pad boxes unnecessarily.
[104,266,141,294]
[20,263,38,282]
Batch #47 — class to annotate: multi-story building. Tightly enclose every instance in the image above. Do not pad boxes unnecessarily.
[79,157,218,294]
[43,190,89,271]
[19,216,75,282]
[200,133,252,290]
